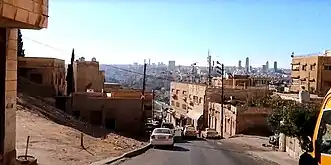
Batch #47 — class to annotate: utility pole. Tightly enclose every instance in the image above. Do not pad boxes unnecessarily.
[141,63,147,134]
[216,61,224,138]
[220,63,224,138]
[207,50,212,85]
[152,90,155,120]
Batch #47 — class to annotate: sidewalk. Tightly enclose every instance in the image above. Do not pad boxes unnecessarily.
[223,135,298,165]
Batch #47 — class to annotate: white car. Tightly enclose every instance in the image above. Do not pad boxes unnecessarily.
[150,128,174,147]
[161,122,175,135]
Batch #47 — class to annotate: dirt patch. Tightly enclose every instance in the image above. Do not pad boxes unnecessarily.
[16,104,147,165]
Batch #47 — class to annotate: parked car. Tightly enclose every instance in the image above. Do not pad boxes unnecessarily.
[150,128,174,147]
[201,128,221,139]
[161,122,175,135]
[183,126,197,139]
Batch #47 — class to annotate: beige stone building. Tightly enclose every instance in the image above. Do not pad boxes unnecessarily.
[212,75,270,90]
[169,82,206,128]
[0,0,49,164]
[66,90,153,134]
[73,58,105,92]
[208,103,272,137]
[18,56,66,97]
[290,51,331,96]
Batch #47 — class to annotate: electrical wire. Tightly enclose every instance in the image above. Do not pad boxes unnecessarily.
[23,36,175,82]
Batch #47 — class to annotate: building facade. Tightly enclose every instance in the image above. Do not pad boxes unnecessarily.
[18,57,66,97]
[67,90,153,134]
[170,82,206,129]
[208,103,272,137]
[0,0,49,164]
[73,58,105,92]
[290,51,331,95]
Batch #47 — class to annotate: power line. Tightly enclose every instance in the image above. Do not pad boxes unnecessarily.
[23,36,174,82]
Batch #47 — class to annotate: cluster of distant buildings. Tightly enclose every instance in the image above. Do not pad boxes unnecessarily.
[237,57,278,73]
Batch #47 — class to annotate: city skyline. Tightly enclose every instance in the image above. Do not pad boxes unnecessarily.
[22,1,331,69]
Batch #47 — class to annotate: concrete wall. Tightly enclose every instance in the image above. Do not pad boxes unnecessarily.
[3,29,17,165]
[0,0,48,29]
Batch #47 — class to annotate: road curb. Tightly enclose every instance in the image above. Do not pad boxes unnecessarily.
[90,143,152,165]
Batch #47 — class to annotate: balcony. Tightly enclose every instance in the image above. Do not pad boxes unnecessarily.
[0,0,49,29]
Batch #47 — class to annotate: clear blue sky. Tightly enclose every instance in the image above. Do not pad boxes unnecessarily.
[22,0,331,68]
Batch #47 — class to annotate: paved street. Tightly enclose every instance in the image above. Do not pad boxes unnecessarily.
[113,139,279,165]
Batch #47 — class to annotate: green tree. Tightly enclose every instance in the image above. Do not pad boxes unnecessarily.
[266,98,319,151]
[17,29,25,57]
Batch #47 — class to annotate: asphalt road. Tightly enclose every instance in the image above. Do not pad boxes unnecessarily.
[112,139,279,165]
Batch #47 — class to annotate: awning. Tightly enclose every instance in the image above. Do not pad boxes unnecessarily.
[186,110,202,120]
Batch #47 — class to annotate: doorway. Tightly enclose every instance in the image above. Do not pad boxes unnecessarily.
[105,118,116,130]
[0,28,7,157]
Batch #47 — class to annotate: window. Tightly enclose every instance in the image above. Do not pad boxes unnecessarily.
[199,97,203,104]
[291,64,300,71]
[193,96,198,103]
[182,104,187,109]
[182,91,187,95]
[317,109,331,154]
[176,90,180,94]
[171,101,175,106]
[310,64,316,71]
[302,65,307,71]
[29,73,43,84]
[171,89,175,92]
[176,102,180,107]
[324,65,331,71]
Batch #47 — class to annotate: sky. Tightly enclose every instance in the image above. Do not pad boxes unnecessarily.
[22,0,331,68]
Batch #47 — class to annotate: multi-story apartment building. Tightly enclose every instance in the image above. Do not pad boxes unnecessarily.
[290,51,331,96]
[169,82,206,129]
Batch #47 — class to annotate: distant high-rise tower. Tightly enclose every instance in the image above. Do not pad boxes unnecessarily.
[144,59,146,64]
[168,60,176,71]
[245,57,250,73]
[238,60,242,69]
[148,58,151,65]
[274,61,278,71]
[266,61,269,70]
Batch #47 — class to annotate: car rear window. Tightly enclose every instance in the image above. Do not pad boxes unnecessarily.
[162,124,174,129]
[154,129,171,134]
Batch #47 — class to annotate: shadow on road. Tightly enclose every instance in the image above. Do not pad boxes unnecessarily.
[155,146,190,152]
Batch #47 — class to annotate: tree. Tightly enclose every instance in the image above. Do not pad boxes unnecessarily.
[266,97,320,151]
[17,29,25,57]
[66,49,75,95]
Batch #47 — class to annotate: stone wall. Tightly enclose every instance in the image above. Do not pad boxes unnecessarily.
[4,28,17,165]
[285,136,303,160]
[0,0,48,29]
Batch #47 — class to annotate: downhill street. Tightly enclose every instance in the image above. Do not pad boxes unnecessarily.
[112,139,279,165]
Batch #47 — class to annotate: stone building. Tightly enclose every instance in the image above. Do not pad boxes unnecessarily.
[291,51,331,96]
[169,82,206,129]
[0,0,49,164]
[18,56,66,97]
[66,90,153,134]
[73,57,105,92]
[208,103,272,137]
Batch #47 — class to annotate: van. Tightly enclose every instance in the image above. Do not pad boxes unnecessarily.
[308,89,331,164]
